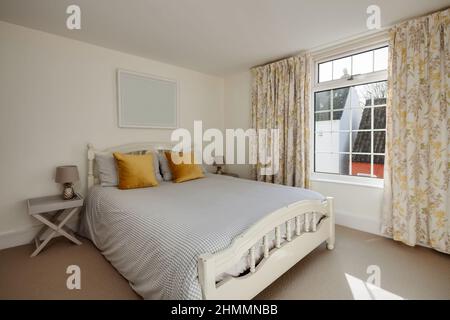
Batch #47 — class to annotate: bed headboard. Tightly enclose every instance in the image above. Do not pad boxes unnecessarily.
[87,142,176,189]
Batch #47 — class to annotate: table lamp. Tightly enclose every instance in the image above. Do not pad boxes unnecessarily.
[213,156,225,174]
[55,165,79,200]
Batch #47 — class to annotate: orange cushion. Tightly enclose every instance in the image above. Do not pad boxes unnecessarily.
[165,151,205,183]
[113,152,159,189]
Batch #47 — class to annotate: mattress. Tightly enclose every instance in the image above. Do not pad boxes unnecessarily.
[79,174,325,299]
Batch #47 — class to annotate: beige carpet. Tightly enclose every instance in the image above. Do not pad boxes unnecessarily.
[0,225,448,300]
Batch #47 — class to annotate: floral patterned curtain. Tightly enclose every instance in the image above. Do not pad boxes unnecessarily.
[251,54,310,188]
[382,8,449,253]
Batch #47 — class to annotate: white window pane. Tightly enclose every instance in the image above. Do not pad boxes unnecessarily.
[333,110,351,131]
[374,47,388,71]
[315,132,350,153]
[315,114,331,132]
[315,90,331,111]
[315,153,339,174]
[332,57,351,80]
[315,153,349,175]
[319,61,332,82]
[333,132,350,153]
[352,51,373,75]
[313,79,387,179]
[315,132,333,152]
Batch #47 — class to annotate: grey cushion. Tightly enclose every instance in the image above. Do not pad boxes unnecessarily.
[96,151,162,186]
[95,152,118,187]
[157,152,172,181]
[151,152,163,182]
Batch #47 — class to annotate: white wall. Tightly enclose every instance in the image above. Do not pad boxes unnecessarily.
[223,71,252,179]
[309,181,383,234]
[223,71,383,235]
[0,21,224,247]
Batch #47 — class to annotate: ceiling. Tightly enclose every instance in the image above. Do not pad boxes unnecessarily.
[0,0,448,76]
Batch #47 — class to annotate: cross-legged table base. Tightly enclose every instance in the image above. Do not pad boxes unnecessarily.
[31,207,82,257]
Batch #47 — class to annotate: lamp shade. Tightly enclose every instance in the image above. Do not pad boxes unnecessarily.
[55,166,79,184]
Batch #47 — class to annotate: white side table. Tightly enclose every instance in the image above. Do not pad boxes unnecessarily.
[27,194,83,257]
[216,172,239,178]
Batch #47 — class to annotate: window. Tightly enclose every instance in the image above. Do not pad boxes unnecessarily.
[318,46,388,82]
[312,44,388,184]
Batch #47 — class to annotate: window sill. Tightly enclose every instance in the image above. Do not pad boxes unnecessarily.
[310,174,384,189]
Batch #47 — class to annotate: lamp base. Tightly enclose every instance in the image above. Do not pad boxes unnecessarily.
[62,183,75,200]
[215,166,224,174]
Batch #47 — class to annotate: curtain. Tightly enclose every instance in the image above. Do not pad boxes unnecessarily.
[251,54,310,188]
[382,8,449,253]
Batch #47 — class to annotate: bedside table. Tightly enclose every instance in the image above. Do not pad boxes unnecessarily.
[27,194,83,257]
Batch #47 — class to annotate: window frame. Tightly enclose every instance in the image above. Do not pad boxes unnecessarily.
[310,36,388,189]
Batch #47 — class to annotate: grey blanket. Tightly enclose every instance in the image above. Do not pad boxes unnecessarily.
[79,174,324,299]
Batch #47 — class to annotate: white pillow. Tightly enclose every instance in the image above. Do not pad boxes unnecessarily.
[95,152,118,187]
[157,152,172,181]
[147,151,163,182]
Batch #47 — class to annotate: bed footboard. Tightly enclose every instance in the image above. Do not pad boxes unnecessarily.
[198,197,334,300]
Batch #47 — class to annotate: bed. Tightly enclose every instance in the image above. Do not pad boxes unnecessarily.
[79,142,335,300]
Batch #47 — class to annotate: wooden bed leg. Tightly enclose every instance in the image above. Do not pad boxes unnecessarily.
[326,197,335,250]
[198,253,215,300]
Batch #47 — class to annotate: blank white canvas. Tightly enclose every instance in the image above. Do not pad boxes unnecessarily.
[118,70,178,128]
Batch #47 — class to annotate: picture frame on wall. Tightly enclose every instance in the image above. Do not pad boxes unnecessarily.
[117,69,179,129]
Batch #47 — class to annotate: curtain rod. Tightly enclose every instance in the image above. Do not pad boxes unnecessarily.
[251,50,307,70]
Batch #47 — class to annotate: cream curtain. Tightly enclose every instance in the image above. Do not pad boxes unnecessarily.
[382,9,449,253]
[251,54,310,188]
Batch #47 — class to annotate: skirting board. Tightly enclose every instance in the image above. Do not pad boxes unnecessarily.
[335,210,381,236]
[0,217,80,251]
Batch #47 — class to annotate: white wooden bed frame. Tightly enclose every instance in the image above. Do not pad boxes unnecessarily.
[87,142,335,300]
